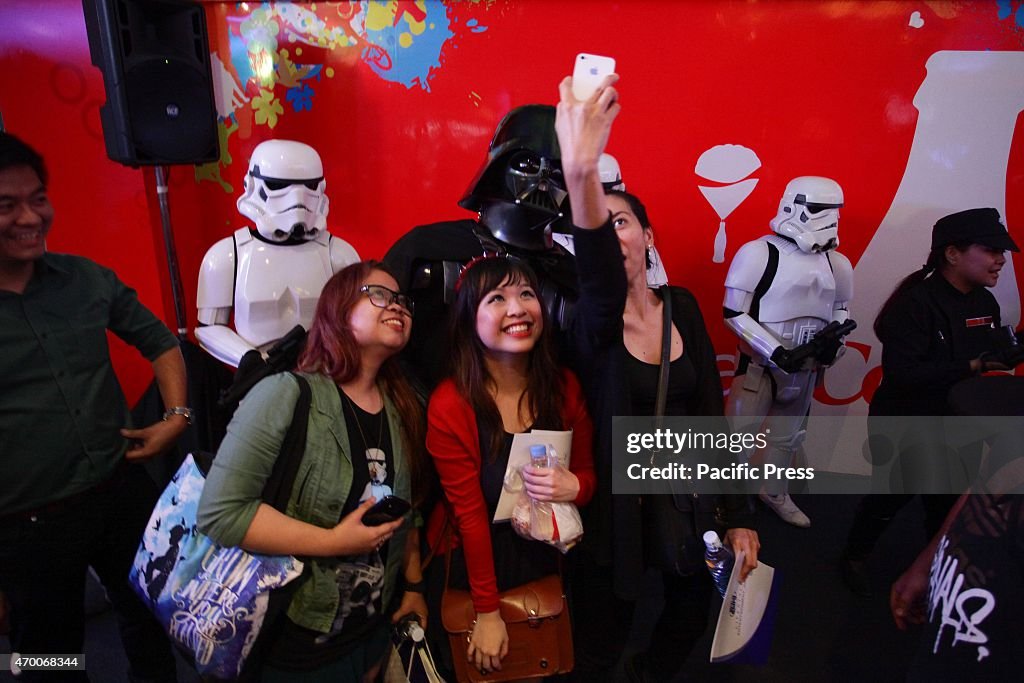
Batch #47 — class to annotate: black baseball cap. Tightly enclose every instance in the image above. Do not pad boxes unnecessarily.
[931,208,1019,252]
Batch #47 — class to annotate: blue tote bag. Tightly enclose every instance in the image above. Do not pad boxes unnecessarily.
[130,374,311,680]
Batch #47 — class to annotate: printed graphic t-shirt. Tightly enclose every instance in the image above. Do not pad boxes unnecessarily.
[265,396,396,669]
[909,493,1024,682]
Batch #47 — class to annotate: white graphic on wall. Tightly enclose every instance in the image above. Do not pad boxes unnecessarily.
[806,50,1024,476]
[211,53,249,120]
[695,144,762,263]
[847,50,1024,384]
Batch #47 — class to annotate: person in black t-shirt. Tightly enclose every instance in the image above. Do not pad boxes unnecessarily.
[900,492,1024,682]
[890,374,1024,682]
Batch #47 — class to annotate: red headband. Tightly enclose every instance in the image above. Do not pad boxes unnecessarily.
[454,252,510,293]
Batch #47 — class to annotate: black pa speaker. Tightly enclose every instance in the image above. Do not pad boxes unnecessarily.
[83,0,219,166]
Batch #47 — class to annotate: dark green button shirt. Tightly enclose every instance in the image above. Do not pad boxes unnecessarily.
[0,253,178,515]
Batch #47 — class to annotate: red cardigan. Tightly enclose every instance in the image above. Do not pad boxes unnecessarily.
[426,368,596,613]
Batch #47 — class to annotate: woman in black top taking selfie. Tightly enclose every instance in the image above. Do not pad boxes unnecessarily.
[554,73,760,682]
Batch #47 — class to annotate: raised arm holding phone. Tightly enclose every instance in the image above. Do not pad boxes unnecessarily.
[556,72,761,682]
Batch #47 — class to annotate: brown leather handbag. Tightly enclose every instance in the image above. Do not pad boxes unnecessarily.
[441,573,574,682]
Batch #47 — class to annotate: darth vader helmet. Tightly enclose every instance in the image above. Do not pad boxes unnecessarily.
[459,105,568,251]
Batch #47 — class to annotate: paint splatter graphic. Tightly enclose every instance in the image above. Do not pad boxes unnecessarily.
[996,0,1024,28]
[228,2,467,109]
[196,2,487,188]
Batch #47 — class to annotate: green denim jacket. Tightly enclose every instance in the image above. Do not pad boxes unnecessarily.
[198,372,411,633]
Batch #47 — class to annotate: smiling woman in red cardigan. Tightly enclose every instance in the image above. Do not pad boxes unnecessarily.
[425,255,595,679]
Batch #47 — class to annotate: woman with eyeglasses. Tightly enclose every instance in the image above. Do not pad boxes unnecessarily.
[199,261,429,683]
[424,255,596,679]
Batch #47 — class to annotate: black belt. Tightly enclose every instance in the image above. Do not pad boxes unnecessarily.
[0,463,127,524]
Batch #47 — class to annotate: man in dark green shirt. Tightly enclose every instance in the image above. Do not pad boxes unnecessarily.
[0,132,187,681]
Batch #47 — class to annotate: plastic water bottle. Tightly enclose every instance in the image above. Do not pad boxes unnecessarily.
[703,530,735,598]
[530,444,553,469]
[528,445,555,540]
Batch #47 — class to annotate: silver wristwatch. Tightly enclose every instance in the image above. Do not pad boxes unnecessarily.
[162,406,194,424]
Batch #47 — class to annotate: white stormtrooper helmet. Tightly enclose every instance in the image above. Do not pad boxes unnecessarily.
[599,153,625,192]
[237,139,329,242]
[769,176,843,253]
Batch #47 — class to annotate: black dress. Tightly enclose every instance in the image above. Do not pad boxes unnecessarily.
[625,351,697,416]
[568,220,755,595]
[446,433,559,593]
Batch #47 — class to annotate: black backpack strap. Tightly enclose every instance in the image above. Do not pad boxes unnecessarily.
[218,325,308,411]
[260,372,313,511]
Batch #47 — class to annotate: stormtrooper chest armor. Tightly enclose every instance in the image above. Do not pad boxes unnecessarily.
[756,235,837,344]
[233,227,334,347]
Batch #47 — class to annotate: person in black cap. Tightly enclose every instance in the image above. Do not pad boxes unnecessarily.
[839,207,1023,596]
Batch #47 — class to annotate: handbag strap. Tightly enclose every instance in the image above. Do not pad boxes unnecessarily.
[654,285,672,419]
[260,372,312,512]
[421,506,449,573]
[441,499,457,591]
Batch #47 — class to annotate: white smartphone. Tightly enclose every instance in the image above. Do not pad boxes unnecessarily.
[572,53,616,101]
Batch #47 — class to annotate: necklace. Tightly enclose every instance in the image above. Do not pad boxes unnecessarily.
[341,390,385,453]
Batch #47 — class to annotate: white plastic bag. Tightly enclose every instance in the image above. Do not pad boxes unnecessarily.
[504,446,584,553]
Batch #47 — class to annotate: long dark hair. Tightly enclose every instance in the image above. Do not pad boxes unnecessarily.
[606,189,657,268]
[873,240,971,341]
[448,257,565,460]
[297,261,428,506]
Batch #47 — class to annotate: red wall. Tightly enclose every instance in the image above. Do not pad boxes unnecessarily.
[2,1,1022,404]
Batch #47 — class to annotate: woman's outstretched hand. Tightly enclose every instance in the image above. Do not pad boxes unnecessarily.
[555,73,621,229]
[555,74,620,175]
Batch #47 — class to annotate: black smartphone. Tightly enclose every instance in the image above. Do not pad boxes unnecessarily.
[362,495,411,526]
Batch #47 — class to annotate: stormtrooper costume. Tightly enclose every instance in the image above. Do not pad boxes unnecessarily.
[195,140,358,367]
[723,176,854,527]
[384,105,578,390]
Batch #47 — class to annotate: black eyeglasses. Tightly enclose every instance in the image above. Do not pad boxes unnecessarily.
[360,284,414,315]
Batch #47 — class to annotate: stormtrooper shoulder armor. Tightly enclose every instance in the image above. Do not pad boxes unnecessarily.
[196,234,238,316]
[329,235,360,273]
[724,238,774,294]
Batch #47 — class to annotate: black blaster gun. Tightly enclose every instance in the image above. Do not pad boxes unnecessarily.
[770,319,857,373]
